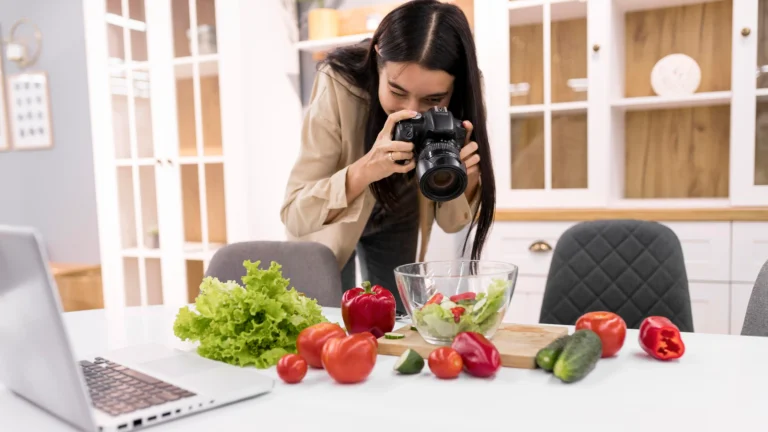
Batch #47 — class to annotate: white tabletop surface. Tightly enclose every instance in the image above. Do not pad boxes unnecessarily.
[2,305,768,431]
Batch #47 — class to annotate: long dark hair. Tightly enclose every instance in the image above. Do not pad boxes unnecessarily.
[319,0,495,260]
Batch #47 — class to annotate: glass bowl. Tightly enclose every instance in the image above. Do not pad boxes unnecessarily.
[394,260,519,345]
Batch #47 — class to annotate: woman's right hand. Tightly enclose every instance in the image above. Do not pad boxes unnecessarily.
[351,110,418,185]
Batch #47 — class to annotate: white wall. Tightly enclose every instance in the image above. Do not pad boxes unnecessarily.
[0,0,100,264]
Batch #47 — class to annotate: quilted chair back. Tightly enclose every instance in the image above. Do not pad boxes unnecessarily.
[205,241,343,308]
[538,219,694,332]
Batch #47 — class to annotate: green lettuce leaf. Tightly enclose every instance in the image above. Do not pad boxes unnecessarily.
[173,260,327,369]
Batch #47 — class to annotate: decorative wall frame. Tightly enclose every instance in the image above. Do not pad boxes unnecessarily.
[7,71,53,150]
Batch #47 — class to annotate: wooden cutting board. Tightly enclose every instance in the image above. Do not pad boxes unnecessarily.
[377,323,569,369]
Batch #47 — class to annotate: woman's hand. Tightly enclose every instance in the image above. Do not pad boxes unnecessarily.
[341,110,418,210]
[349,110,418,186]
[460,120,481,203]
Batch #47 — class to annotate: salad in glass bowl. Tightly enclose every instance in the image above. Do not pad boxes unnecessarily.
[394,260,518,345]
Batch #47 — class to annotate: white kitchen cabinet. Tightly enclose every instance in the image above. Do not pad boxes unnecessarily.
[731,222,768,283]
[485,222,575,277]
[730,282,754,335]
[689,282,731,335]
[472,0,768,209]
[504,275,546,325]
[83,0,290,309]
[660,222,732,282]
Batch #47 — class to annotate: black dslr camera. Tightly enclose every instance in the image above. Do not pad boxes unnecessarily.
[392,106,468,202]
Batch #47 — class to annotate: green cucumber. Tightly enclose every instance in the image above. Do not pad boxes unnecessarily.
[410,326,417,330]
[552,329,602,383]
[535,335,570,371]
[384,332,405,340]
[394,349,424,374]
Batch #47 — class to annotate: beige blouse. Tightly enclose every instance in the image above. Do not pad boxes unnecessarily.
[280,64,481,269]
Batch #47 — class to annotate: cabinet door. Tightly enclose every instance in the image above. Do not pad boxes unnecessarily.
[730,282,754,335]
[731,222,768,283]
[484,221,576,277]
[732,0,768,205]
[474,0,605,209]
[689,282,730,335]
[660,222,731,282]
[504,275,546,325]
[145,0,229,306]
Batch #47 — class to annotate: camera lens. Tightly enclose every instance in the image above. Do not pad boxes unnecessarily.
[415,140,468,202]
[427,170,457,192]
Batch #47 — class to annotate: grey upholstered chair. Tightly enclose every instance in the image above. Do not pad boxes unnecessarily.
[539,219,695,332]
[741,259,768,337]
[204,241,343,307]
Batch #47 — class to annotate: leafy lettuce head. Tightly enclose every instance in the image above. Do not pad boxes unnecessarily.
[173,260,327,369]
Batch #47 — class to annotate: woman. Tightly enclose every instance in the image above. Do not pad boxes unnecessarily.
[281,0,496,313]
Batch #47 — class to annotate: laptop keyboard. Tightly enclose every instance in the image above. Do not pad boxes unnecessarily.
[80,357,196,417]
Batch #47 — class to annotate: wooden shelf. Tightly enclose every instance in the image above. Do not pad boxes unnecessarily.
[613,92,731,111]
[295,33,373,53]
[495,207,768,222]
[615,0,722,13]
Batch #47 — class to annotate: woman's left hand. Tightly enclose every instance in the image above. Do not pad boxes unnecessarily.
[460,120,481,202]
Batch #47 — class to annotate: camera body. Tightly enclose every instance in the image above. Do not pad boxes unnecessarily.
[392,106,468,202]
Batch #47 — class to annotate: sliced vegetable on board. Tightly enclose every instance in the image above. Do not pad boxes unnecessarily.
[552,329,602,383]
[575,311,627,358]
[428,347,463,379]
[321,333,378,384]
[341,281,396,338]
[638,316,686,361]
[277,354,308,384]
[451,331,501,378]
[296,322,346,369]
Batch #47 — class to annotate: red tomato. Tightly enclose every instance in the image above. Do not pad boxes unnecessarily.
[276,354,307,384]
[320,333,377,384]
[358,331,378,348]
[428,347,463,379]
[575,311,627,358]
[296,323,346,368]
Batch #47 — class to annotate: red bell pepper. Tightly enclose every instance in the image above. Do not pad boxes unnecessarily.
[451,332,501,377]
[450,306,465,323]
[450,292,476,303]
[341,281,396,339]
[638,316,685,361]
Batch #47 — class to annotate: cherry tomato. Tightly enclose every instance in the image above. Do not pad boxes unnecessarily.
[428,347,463,379]
[296,322,346,368]
[575,311,627,358]
[276,354,307,384]
[320,333,377,384]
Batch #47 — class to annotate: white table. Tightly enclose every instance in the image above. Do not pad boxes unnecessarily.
[3,305,768,431]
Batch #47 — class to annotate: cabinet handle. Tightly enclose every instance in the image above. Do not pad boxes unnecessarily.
[742,27,751,37]
[156,159,162,166]
[166,159,174,166]
[592,44,600,52]
[528,240,552,253]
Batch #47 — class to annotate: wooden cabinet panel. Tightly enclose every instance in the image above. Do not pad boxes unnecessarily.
[624,106,731,199]
[624,0,732,98]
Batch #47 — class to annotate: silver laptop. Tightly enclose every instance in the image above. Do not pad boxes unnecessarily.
[0,225,274,431]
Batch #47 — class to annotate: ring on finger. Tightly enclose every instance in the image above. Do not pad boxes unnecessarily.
[388,151,395,162]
